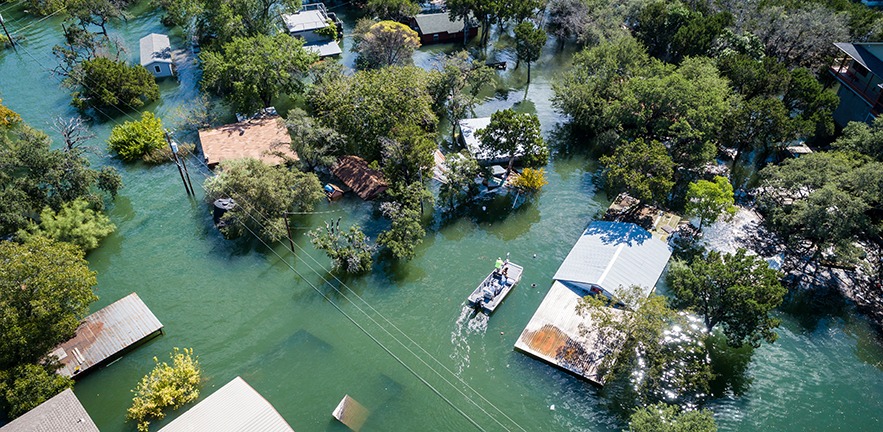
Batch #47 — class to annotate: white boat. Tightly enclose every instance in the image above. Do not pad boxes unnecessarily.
[467,261,524,314]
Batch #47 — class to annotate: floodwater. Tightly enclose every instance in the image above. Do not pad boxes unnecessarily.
[1,3,882,431]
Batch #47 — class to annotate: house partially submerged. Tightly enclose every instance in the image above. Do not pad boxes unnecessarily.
[830,42,883,126]
[52,293,163,378]
[515,221,672,385]
[410,13,477,45]
[0,389,98,432]
[158,377,294,432]
[458,117,525,166]
[139,33,174,78]
[198,115,297,169]
[281,3,343,58]
[331,156,388,200]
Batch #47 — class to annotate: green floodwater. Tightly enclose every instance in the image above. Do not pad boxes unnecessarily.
[1,3,883,431]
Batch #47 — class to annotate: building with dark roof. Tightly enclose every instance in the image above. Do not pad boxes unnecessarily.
[0,389,98,432]
[158,377,294,432]
[830,42,883,126]
[331,156,388,200]
[410,13,477,45]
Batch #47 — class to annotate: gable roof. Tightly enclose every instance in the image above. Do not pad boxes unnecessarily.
[198,116,297,168]
[553,221,672,299]
[331,156,388,200]
[140,33,172,66]
[834,42,883,78]
[158,377,294,432]
[0,389,99,432]
[414,13,465,35]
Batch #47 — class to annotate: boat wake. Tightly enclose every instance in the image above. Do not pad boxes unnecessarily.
[450,304,489,375]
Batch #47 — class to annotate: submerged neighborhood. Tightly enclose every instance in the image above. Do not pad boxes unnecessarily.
[1,0,883,431]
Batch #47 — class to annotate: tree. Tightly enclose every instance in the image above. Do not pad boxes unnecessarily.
[378,182,431,260]
[309,66,437,162]
[722,96,795,164]
[546,0,590,47]
[477,109,548,175]
[629,403,717,432]
[163,0,302,47]
[19,198,116,251]
[380,124,436,187]
[0,237,97,370]
[0,99,21,127]
[366,0,419,21]
[309,222,375,273]
[127,348,201,432]
[514,21,547,83]
[600,138,674,206]
[72,57,158,111]
[782,68,839,143]
[285,108,342,172]
[834,116,883,161]
[684,176,736,231]
[107,111,166,162]
[667,249,786,348]
[439,150,481,211]
[353,20,421,69]
[512,167,548,192]
[577,286,714,404]
[204,158,324,241]
[750,4,848,69]
[201,33,317,115]
[428,51,495,142]
[52,116,95,152]
[0,364,74,419]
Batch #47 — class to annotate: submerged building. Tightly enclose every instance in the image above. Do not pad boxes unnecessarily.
[281,3,343,58]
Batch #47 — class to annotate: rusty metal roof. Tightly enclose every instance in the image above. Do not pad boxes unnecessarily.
[331,156,388,200]
[52,292,163,378]
[158,377,294,432]
[0,389,98,432]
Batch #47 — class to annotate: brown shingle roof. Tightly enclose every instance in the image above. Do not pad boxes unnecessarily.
[198,116,297,168]
[331,156,388,200]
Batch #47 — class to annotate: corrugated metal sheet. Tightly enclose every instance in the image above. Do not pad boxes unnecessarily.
[553,221,672,298]
[514,281,627,385]
[331,395,369,432]
[0,389,98,432]
[53,293,163,378]
[158,377,294,432]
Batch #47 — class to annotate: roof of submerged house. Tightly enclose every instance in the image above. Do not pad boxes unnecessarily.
[139,33,173,66]
[331,156,388,200]
[413,13,465,35]
[834,42,883,77]
[0,389,98,432]
[282,9,329,33]
[553,221,672,299]
[198,116,297,168]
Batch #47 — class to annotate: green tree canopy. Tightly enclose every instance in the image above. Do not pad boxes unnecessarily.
[438,150,481,211]
[378,182,431,260]
[428,51,495,141]
[155,0,302,47]
[309,222,375,273]
[380,124,436,187]
[353,20,421,69]
[667,249,786,348]
[73,57,159,111]
[285,108,343,172]
[107,111,166,162]
[0,237,98,369]
[204,158,324,242]
[308,66,437,162]
[513,21,547,83]
[201,33,317,115]
[628,402,717,432]
[477,109,548,174]
[833,116,883,161]
[684,176,736,231]
[0,364,73,419]
[19,198,116,251]
[365,0,420,21]
[127,348,201,432]
[600,138,674,206]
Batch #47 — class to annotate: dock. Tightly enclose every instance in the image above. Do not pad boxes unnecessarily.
[158,377,294,432]
[51,293,163,378]
[514,221,672,385]
[332,394,369,431]
[0,389,98,432]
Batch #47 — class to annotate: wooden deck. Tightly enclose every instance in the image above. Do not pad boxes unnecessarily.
[51,293,163,378]
[514,281,626,385]
[467,262,524,313]
[332,394,369,431]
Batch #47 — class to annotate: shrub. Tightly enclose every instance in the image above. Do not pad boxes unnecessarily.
[108,112,166,162]
[19,198,116,251]
[73,57,159,110]
[127,348,201,432]
[512,167,548,192]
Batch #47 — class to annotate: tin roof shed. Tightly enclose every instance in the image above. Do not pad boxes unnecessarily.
[139,33,173,66]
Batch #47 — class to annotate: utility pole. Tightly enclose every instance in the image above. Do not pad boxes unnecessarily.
[283,211,296,265]
[165,132,193,196]
[0,14,16,50]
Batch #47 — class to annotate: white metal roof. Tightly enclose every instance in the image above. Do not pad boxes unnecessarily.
[158,377,294,432]
[139,33,173,66]
[304,40,342,57]
[282,10,328,33]
[413,13,465,35]
[553,221,672,299]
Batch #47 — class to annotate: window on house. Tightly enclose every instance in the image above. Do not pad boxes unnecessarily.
[855,62,869,77]
[154,65,162,73]
[433,33,439,42]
